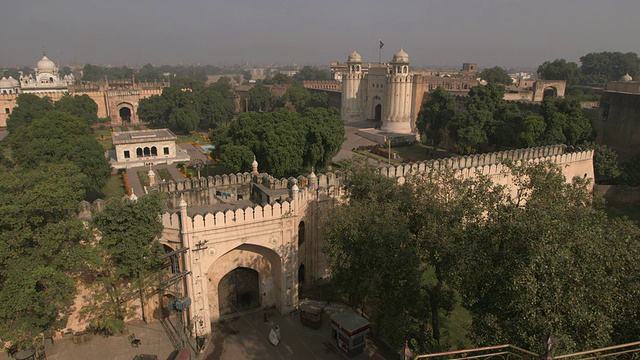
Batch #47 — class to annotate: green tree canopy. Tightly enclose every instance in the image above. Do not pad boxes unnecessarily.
[242,85,274,112]
[214,108,344,177]
[6,93,54,132]
[417,86,455,146]
[218,145,254,173]
[10,111,112,190]
[85,193,165,332]
[280,86,311,113]
[55,94,99,125]
[458,161,640,353]
[580,51,640,86]
[537,59,582,86]
[0,162,92,347]
[478,66,512,85]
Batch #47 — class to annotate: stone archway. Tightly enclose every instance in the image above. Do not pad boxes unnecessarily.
[119,106,132,124]
[218,267,260,316]
[543,87,558,99]
[207,244,282,321]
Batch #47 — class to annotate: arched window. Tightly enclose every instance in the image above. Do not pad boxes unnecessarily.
[136,148,143,158]
[144,147,151,156]
[151,147,158,156]
[298,221,306,246]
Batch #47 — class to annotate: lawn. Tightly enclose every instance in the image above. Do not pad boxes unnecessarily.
[86,174,126,201]
[176,132,210,145]
[156,168,174,181]
[93,128,113,150]
[354,144,456,165]
[137,171,150,187]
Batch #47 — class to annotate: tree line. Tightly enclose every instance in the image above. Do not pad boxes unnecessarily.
[537,51,640,87]
[212,107,344,177]
[417,84,594,154]
[323,158,640,355]
[1,94,165,346]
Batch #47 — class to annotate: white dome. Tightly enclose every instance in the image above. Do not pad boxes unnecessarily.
[0,77,12,88]
[620,73,633,82]
[8,76,19,86]
[347,50,362,62]
[36,54,57,73]
[392,48,409,63]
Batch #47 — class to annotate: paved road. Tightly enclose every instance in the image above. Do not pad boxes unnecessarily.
[333,121,379,163]
[201,309,389,360]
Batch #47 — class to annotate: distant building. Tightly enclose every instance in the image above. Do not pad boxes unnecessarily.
[332,49,565,134]
[111,129,190,169]
[0,51,167,128]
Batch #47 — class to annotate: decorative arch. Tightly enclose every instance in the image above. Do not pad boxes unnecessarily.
[117,102,134,124]
[206,244,283,321]
[542,86,558,99]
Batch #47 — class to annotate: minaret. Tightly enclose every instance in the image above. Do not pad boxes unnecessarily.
[341,51,365,122]
[252,156,258,174]
[382,49,413,133]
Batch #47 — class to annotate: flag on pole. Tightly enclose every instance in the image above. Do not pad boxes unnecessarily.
[379,40,384,49]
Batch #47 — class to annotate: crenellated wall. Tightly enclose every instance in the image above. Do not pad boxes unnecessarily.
[75,143,592,339]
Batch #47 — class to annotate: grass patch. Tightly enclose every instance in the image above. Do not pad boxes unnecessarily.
[137,171,150,187]
[394,143,455,162]
[177,133,210,145]
[93,128,113,150]
[441,292,472,350]
[100,174,127,199]
[157,168,173,181]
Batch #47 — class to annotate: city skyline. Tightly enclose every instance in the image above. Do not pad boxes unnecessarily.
[1,0,639,69]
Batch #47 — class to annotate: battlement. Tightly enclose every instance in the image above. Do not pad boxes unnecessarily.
[379,145,593,179]
[303,81,342,91]
[161,201,294,230]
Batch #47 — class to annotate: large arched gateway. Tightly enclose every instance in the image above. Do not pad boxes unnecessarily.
[206,244,283,320]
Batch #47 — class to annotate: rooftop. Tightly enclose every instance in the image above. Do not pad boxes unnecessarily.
[112,129,177,145]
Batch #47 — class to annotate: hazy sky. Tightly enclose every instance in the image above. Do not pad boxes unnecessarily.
[1,0,638,69]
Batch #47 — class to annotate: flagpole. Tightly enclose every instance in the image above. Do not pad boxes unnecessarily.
[378,39,383,64]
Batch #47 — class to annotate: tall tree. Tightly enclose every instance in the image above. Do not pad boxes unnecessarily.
[580,51,640,86]
[85,193,165,332]
[401,168,502,347]
[458,161,640,354]
[242,85,274,112]
[478,66,512,85]
[537,59,582,86]
[6,93,54,133]
[218,145,254,173]
[55,94,99,125]
[10,111,112,190]
[323,158,422,347]
[0,162,92,347]
[417,86,455,146]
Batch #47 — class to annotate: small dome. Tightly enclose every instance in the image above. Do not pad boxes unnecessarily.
[36,54,57,73]
[252,156,258,169]
[392,48,409,63]
[291,183,299,192]
[620,73,633,82]
[8,76,19,86]
[347,50,362,63]
[0,77,12,88]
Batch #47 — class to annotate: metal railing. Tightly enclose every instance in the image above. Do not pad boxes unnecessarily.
[554,341,640,360]
[414,344,538,360]
[414,342,640,360]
